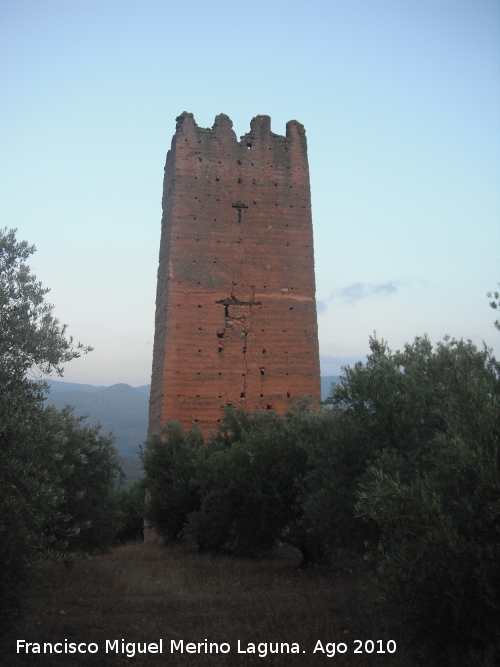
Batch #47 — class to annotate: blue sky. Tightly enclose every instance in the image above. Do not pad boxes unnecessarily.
[1,0,499,385]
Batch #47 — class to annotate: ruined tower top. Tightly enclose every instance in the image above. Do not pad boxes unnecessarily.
[149,113,321,435]
[173,110,307,149]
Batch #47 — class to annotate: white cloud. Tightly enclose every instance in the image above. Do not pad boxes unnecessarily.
[317,280,405,313]
[339,281,400,304]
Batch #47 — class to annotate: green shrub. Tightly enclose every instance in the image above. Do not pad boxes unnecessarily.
[356,341,500,662]
[296,335,498,564]
[286,407,380,562]
[115,479,146,543]
[1,391,121,627]
[141,421,203,541]
[52,408,122,553]
[189,407,307,556]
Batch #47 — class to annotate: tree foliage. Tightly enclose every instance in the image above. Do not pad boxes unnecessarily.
[353,337,500,663]
[115,479,146,544]
[487,285,500,332]
[0,227,91,380]
[141,421,203,542]
[190,407,307,556]
[0,228,119,629]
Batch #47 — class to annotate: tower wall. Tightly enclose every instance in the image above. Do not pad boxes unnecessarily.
[149,112,321,435]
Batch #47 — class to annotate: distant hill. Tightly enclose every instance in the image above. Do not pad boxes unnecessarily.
[134,385,151,397]
[45,379,108,393]
[43,377,341,460]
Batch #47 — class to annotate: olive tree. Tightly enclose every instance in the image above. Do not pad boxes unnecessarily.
[0,228,118,629]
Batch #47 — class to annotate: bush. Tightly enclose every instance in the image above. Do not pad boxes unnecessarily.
[141,421,203,541]
[189,407,307,556]
[296,335,499,564]
[356,339,500,662]
[1,392,121,626]
[286,406,380,562]
[115,479,146,543]
[52,408,122,553]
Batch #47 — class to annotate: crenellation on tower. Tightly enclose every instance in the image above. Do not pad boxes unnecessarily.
[149,112,321,436]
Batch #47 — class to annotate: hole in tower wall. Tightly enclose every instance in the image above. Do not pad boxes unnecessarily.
[247,143,252,149]
[260,368,265,376]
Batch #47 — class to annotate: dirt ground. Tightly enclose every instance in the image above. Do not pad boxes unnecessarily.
[5,541,418,666]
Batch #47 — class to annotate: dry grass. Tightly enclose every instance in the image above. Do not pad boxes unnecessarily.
[6,542,419,666]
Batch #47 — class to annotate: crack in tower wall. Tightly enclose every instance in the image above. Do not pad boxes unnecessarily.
[148,112,321,435]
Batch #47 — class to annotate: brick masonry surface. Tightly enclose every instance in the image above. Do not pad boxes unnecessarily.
[148,112,321,435]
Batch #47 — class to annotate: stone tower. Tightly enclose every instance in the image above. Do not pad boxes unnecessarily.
[148,112,321,435]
